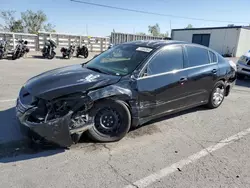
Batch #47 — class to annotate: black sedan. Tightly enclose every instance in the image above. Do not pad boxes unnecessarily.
[16,40,236,147]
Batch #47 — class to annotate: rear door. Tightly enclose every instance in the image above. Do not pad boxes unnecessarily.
[184,45,219,106]
[136,45,190,118]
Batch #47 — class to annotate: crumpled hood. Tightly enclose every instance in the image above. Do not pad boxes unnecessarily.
[24,64,121,99]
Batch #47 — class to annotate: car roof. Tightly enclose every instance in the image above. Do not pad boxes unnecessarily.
[122,40,187,49]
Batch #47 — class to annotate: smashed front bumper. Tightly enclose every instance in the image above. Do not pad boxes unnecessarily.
[16,98,92,147]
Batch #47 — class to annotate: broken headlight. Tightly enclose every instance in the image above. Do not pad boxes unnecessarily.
[27,93,91,124]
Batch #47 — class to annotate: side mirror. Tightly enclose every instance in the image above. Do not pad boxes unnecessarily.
[142,72,148,77]
[131,69,142,80]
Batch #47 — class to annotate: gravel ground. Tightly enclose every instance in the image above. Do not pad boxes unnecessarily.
[1,56,250,188]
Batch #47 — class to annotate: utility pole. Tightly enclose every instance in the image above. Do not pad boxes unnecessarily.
[169,20,172,37]
[86,24,89,36]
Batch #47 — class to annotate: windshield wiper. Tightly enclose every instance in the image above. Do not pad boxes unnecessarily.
[86,66,109,74]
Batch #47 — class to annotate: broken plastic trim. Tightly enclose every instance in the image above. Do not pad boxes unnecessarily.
[18,94,95,147]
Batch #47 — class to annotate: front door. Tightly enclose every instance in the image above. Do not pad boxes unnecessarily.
[136,45,190,118]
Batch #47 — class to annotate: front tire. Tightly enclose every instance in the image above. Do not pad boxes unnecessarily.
[48,52,55,59]
[207,81,225,109]
[87,100,131,142]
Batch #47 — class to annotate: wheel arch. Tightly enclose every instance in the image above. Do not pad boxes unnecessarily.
[87,85,138,127]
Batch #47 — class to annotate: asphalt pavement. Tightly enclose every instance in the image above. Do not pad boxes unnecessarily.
[0,56,250,188]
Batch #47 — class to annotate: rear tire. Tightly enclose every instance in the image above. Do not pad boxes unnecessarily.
[83,48,88,58]
[207,81,225,109]
[12,53,18,60]
[87,100,131,142]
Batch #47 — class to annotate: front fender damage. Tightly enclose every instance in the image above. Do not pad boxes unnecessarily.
[17,85,135,147]
[17,95,94,147]
[88,85,133,101]
[19,108,74,147]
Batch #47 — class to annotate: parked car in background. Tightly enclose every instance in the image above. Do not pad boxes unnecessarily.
[236,51,250,79]
[16,40,236,147]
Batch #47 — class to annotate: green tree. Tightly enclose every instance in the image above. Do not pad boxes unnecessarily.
[136,32,146,36]
[43,23,56,33]
[21,10,55,34]
[148,23,160,36]
[159,31,169,38]
[186,24,193,29]
[0,10,24,32]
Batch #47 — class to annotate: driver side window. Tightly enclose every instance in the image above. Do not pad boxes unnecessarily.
[144,45,184,76]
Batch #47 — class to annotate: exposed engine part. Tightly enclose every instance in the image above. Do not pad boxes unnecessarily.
[70,110,88,129]
[27,95,94,136]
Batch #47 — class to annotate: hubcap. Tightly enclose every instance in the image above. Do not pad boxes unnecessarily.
[95,108,121,135]
[213,86,224,106]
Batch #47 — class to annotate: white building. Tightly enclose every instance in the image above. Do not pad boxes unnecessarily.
[171,26,250,57]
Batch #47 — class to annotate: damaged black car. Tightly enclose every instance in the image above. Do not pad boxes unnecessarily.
[16,40,236,147]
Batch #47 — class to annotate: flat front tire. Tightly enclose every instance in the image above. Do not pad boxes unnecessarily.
[87,100,131,142]
[207,81,225,109]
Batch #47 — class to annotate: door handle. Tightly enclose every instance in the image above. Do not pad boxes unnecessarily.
[212,69,217,74]
[179,77,188,83]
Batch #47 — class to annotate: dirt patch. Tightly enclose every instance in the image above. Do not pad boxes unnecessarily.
[127,124,162,138]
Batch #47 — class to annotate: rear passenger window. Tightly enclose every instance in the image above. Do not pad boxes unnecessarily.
[147,46,184,75]
[186,46,210,67]
[209,51,217,63]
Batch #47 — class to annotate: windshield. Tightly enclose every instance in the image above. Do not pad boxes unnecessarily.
[85,44,153,76]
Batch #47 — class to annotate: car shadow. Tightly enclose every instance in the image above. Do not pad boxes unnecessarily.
[0,107,65,163]
[128,105,209,138]
[236,78,250,88]
[0,105,209,163]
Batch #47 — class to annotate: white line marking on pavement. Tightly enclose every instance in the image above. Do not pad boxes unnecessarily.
[125,127,250,188]
[0,99,16,103]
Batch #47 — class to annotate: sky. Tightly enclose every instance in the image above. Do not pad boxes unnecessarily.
[1,0,250,37]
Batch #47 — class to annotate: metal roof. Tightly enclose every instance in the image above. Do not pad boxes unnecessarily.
[172,26,250,32]
[123,40,186,48]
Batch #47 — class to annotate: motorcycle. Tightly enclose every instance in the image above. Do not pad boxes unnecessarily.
[76,45,88,58]
[0,40,8,59]
[108,44,113,49]
[12,40,29,60]
[60,44,75,59]
[42,39,57,59]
